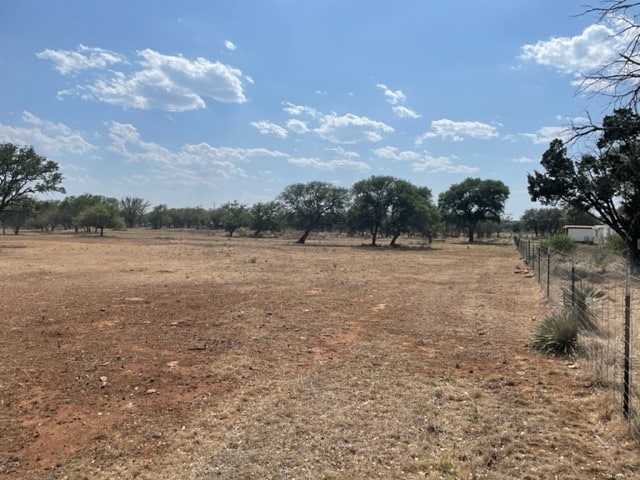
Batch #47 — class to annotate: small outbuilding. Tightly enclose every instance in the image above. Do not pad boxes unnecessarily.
[563,225,595,243]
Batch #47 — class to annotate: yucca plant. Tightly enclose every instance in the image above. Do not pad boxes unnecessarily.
[562,281,606,334]
[529,309,579,357]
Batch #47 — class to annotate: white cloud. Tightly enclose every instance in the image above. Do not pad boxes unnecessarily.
[512,156,535,163]
[282,102,318,117]
[107,122,287,180]
[371,146,421,161]
[392,105,421,119]
[0,111,95,156]
[373,146,477,173]
[315,112,394,144]
[416,119,500,143]
[519,18,631,78]
[224,40,237,51]
[286,119,310,134]
[410,155,478,174]
[376,83,406,105]
[518,125,570,145]
[288,157,370,171]
[46,48,249,111]
[326,145,359,159]
[250,121,288,139]
[36,44,128,74]
[376,83,421,118]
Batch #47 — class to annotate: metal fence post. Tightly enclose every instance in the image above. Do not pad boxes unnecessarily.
[623,261,631,419]
[571,261,576,306]
[537,245,541,283]
[546,250,551,299]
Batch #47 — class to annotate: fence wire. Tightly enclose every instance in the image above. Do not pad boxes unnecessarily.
[516,237,639,435]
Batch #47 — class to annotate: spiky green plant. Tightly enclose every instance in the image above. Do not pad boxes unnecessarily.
[562,281,606,333]
[529,310,579,357]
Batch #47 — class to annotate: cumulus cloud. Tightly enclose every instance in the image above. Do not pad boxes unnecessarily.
[376,83,421,118]
[392,105,421,119]
[315,112,394,144]
[282,102,318,117]
[373,146,477,173]
[36,44,128,74]
[519,17,632,86]
[286,119,310,134]
[288,157,370,171]
[416,119,500,143]
[250,121,288,138]
[39,46,249,111]
[517,125,570,144]
[224,40,237,51]
[107,121,287,180]
[376,83,406,105]
[0,111,95,156]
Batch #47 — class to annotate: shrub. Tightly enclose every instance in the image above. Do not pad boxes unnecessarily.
[529,310,579,357]
[548,234,577,254]
[605,233,627,256]
[562,281,605,333]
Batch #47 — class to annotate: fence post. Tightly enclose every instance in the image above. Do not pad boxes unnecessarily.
[571,261,576,306]
[623,261,631,419]
[537,245,541,283]
[546,250,551,299]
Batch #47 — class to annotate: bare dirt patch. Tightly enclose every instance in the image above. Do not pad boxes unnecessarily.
[0,230,638,479]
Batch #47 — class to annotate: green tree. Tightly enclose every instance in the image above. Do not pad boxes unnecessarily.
[385,182,437,246]
[0,143,65,218]
[120,196,150,228]
[58,194,106,232]
[78,197,123,236]
[521,208,564,237]
[349,176,396,246]
[438,178,510,243]
[250,201,284,236]
[0,197,34,234]
[28,200,61,232]
[219,201,251,237]
[279,181,349,244]
[527,109,640,266]
[148,204,170,229]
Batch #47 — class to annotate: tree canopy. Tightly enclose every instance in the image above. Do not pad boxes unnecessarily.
[528,108,640,265]
[0,143,65,218]
[349,176,438,246]
[438,178,510,243]
[279,181,349,244]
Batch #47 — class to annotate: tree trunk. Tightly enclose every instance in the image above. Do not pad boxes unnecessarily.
[468,226,474,243]
[297,230,310,244]
[100,227,104,237]
[371,229,378,246]
[389,233,400,247]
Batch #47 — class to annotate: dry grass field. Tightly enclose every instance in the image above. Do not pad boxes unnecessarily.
[1,230,639,479]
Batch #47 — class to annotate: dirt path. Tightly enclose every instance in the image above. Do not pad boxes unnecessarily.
[0,231,638,479]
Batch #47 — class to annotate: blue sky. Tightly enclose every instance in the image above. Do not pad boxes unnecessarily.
[0,1,625,217]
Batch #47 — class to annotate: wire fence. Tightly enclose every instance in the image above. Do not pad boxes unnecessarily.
[516,237,639,436]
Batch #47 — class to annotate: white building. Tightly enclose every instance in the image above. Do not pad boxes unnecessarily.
[592,225,612,245]
[563,225,595,243]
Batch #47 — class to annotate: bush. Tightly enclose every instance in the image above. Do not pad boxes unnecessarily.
[605,233,627,256]
[529,310,579,357]
[562,282,605,333]
[548,234,577,254]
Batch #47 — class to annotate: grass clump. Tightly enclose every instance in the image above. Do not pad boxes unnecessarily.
[529,309,578,357]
